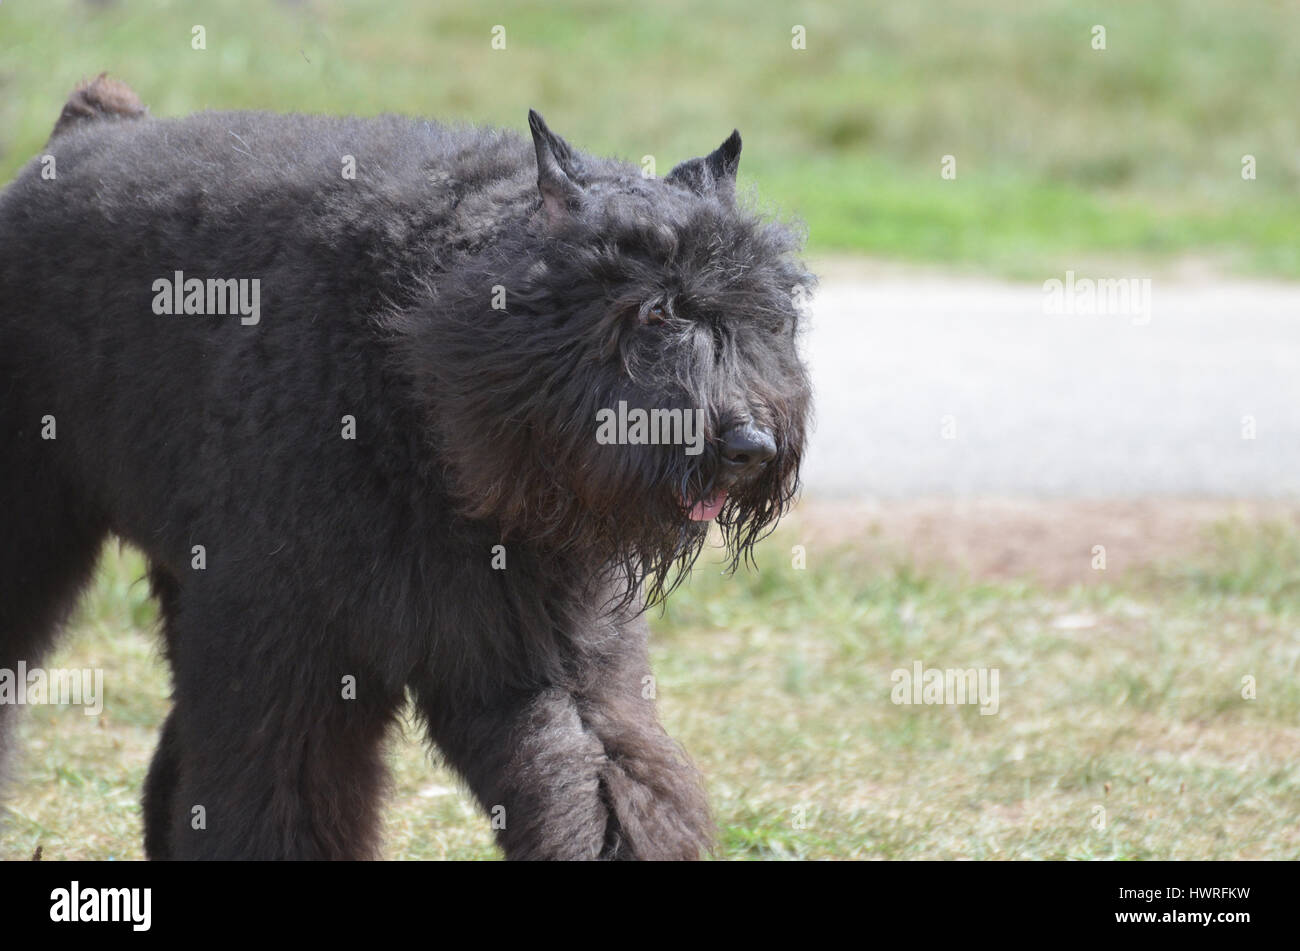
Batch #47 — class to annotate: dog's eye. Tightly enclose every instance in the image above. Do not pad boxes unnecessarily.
[640,304,667,327]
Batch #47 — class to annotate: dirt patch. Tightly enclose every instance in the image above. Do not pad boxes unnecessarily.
[784,498,1300,588]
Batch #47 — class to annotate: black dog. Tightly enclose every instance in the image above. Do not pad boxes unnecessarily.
[0,76,812,859]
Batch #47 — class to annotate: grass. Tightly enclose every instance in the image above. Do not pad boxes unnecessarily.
[3,512,1298,860]
[0,0,1298,277]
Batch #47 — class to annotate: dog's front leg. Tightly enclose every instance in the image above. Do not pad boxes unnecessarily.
[570,610,715,860]
[416,611,712,860]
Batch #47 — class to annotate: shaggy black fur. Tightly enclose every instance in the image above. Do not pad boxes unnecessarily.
[0,76,812,860]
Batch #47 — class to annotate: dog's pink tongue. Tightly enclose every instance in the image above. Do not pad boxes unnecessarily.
[688,491,728,521]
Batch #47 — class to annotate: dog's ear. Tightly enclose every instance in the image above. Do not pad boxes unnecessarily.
[528,109,583,224]
[664,130,742,200]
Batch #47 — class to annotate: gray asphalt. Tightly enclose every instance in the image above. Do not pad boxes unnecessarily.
[801,275,1300,499]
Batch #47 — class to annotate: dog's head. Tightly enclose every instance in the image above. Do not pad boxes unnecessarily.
[397,111,813,605]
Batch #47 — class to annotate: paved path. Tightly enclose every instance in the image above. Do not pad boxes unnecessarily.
[802,275,1300,499]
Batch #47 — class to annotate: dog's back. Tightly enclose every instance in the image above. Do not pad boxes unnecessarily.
[0,79,529,662]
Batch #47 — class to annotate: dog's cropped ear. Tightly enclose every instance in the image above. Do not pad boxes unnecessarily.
[528,109,583,225]
[664,130,742,201]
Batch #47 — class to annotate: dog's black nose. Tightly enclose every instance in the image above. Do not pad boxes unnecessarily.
[720,423,777,477]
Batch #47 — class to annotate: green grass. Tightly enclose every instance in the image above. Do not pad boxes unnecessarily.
[1,0,1297,276]
[3,513,1299,860]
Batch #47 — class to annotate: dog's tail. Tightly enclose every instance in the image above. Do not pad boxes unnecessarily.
[49,73,146,140]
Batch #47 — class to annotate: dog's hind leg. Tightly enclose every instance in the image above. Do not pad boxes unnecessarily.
[142,708,181,859]
[161,585,404,859]
[0,400,107,789]
[140,566,181,859]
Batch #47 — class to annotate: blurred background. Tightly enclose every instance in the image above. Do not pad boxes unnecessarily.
[2,0,1297,860]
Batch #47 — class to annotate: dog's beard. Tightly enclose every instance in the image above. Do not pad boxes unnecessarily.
[454,450,796,615]
[617,449,799,609]
[422,389,802,612]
